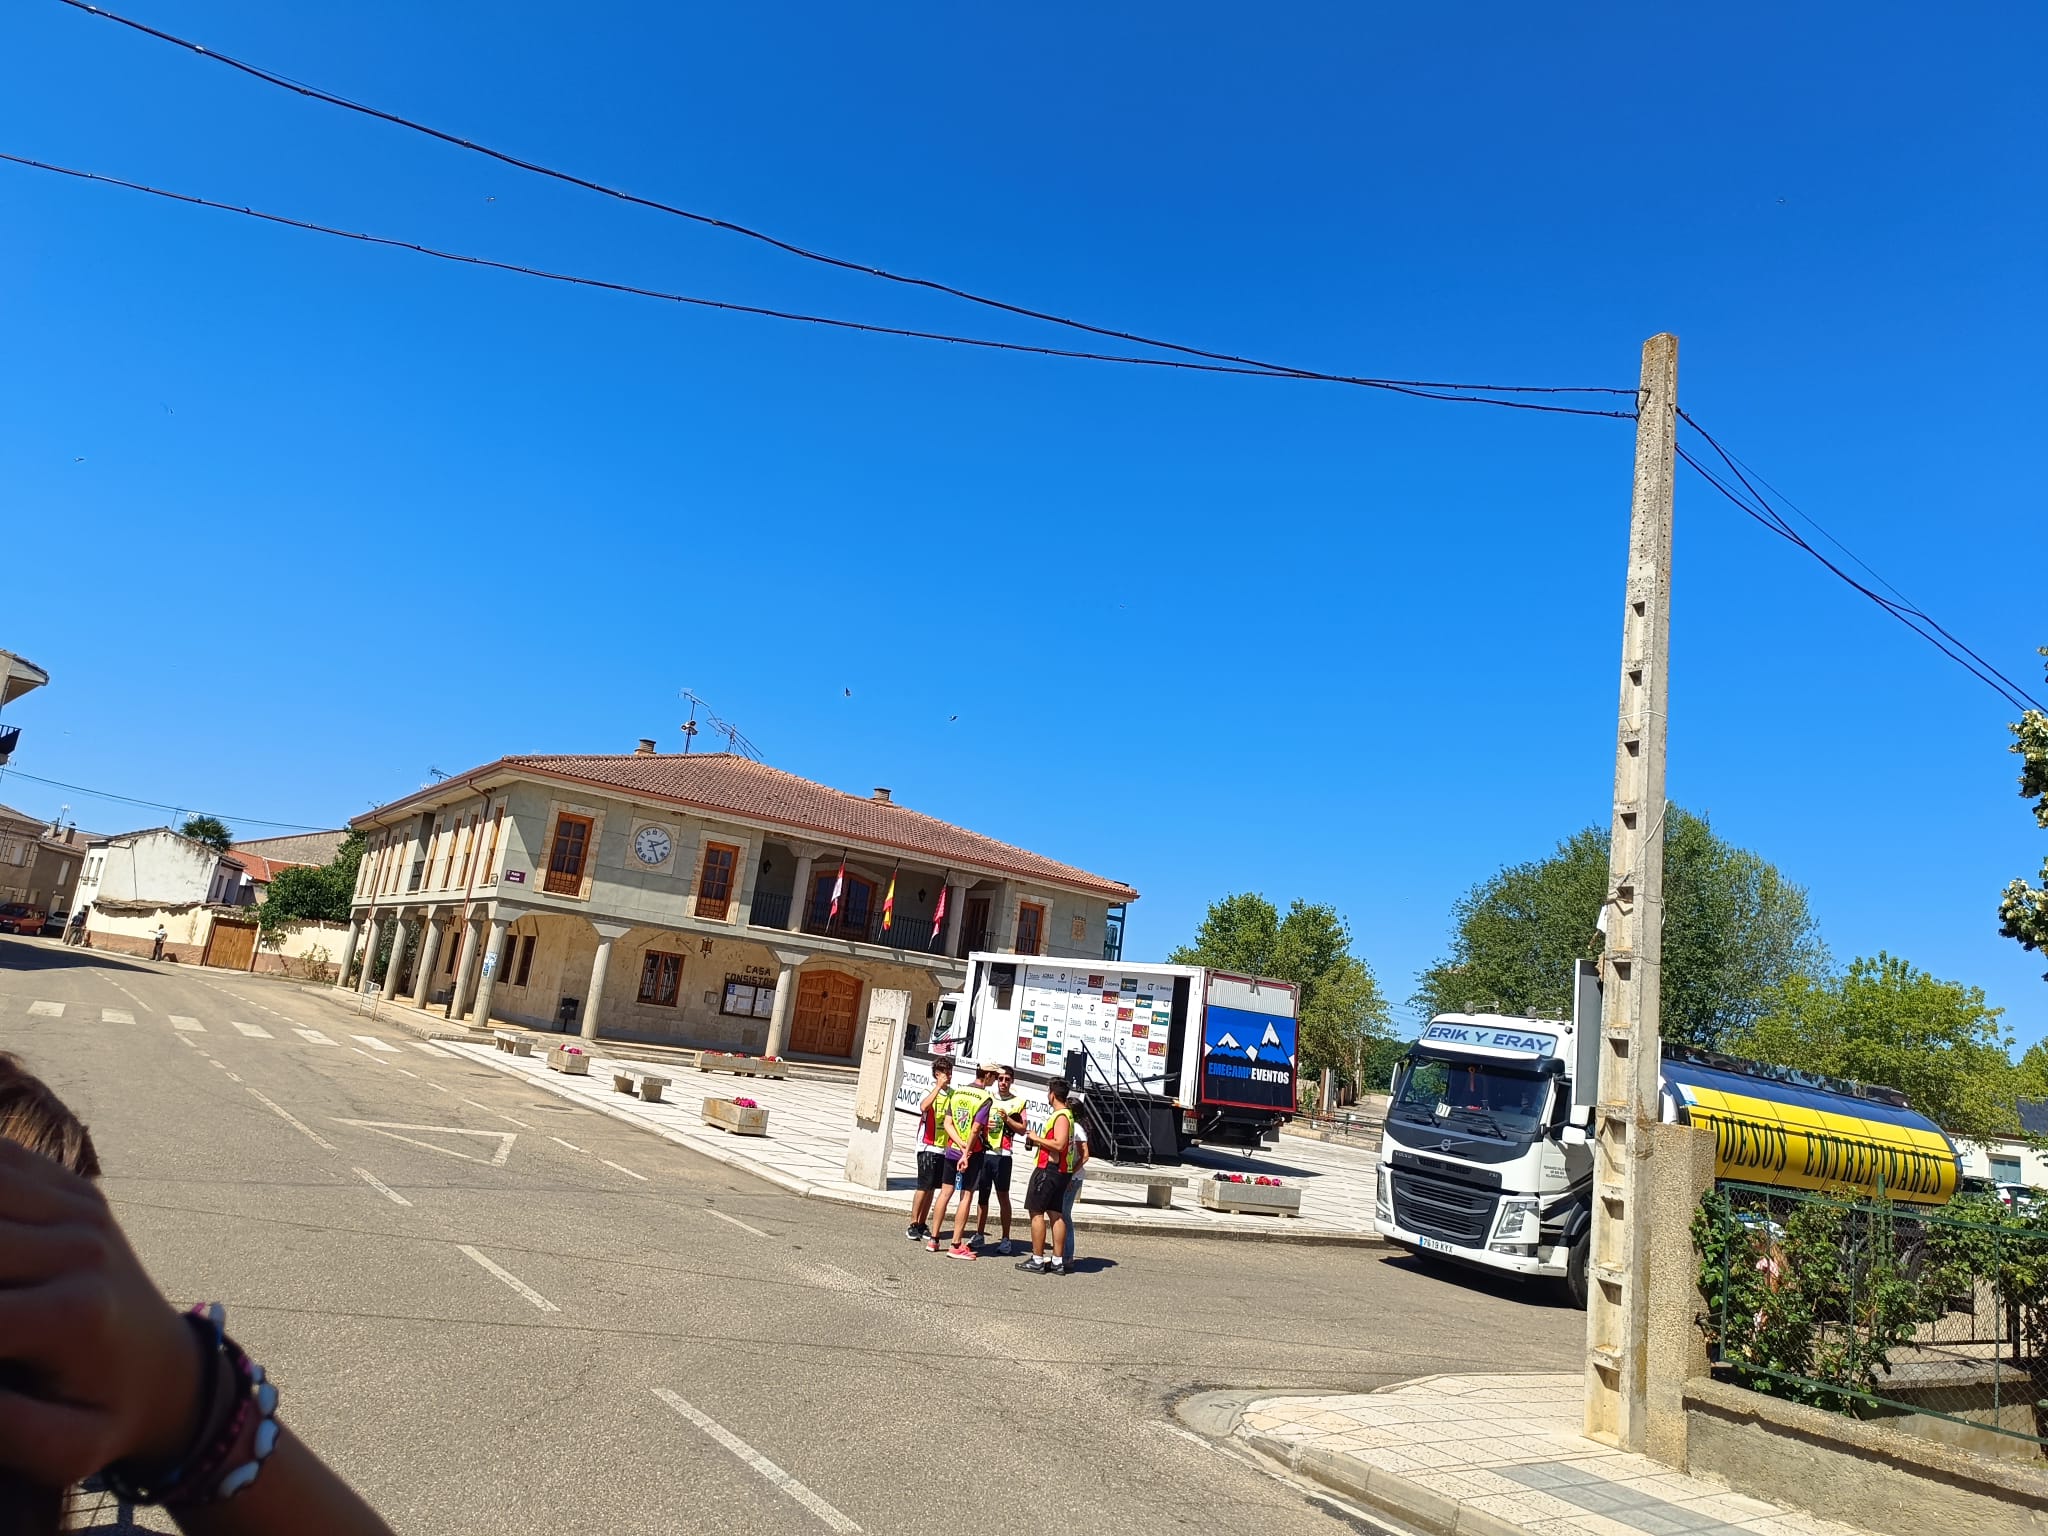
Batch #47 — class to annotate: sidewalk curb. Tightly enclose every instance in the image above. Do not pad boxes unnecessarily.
[447,1044,1389,1247]
[1236,1428,1525,1536]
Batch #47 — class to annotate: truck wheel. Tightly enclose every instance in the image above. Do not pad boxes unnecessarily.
[1564,1234,1590,1310]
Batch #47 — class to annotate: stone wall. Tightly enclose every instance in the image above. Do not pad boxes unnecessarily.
[1684,1377,2048,1536]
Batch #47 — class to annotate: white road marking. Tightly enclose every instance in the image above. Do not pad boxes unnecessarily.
[652,1389,861,1533]
[172,1018,205,1033]
[224,1070,242,1082]
[28,1001,65,1018]
[549,1136,584,1153]
[107,980,154,1013]
[396,1067,419,1078]
[703,1207,771,1239]
[176,1034,197,1050]
[209,1060,226,1071]
[409,1042,446,1056]
[351,1048,388,1064]
[352,1036,399,1053]
[353,1168,412,1207]
[102,1008,135,1024]
[232,1021,273,1038]
[602,1160,649,1181]
[428,1082,451,1093]
[457,1245,558,1312]
[333,1120,516,1166]
[246,1088,337,1151]
[294,1028,335,1045]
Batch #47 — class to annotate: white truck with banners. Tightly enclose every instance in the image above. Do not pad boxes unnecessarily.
[897,953,1300,1159]
[1377,961,1960,1306]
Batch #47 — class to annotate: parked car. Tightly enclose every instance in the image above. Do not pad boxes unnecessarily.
[1995,1181,2043,1215]
[41,909,69,938]
[0,902,48,935]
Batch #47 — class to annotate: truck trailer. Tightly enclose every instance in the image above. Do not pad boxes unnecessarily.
[1376,961,1960,1306]
[898,953,1300,1160]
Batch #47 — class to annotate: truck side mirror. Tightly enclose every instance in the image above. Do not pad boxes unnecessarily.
[1560,1125,1589,1147]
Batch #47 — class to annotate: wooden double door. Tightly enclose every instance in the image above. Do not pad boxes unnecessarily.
[791,969,863,1059]
[202,918,258,971]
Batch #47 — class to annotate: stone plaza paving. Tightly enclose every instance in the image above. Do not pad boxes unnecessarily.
[435,1037,1384,1242]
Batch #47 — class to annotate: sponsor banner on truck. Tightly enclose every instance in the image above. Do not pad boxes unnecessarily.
[1199,1002,1297,1113]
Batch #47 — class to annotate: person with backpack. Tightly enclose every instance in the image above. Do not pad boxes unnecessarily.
[971,1064,1028,1255]
[1016,1078,1082,1275]
[928,1061,992,1258]
[906,1056,955,1243]
[1059,1105,1091,1271]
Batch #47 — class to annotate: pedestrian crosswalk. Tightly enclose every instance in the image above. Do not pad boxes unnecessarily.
[4,998,430,1061]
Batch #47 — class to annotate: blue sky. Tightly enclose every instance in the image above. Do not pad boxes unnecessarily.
[2,3,2042,1047]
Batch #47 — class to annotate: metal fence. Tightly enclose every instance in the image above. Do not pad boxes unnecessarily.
[1696,1182,2048,1451]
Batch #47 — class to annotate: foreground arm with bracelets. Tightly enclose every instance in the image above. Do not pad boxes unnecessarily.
[0,1135,394,1534]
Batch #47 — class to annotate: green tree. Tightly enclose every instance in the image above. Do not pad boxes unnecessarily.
[1729,952,2021,1142]
[256,832,366,941]
[1998,647,2048,980]
[2018,1040,2048,1103]
[1412,808,1828,1050]
[180,814,233,851]
[1171,893,1393,1097]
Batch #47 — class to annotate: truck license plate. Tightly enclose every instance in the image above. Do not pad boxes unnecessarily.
[1419,1236,1455,1254]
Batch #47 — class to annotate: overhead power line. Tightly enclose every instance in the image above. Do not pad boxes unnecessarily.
[53,0,1638,405]
[1674,417,2043,715]
[0,152,1637,419]
[0,766,337,831]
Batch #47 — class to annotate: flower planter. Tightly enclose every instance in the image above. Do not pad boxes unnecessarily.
[701,1097,770,1136]
[547,1047,590,1076]
[698,1051,787,1079]
[1197,1176,1301,1217]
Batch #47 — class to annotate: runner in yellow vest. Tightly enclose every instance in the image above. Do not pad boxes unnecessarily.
[972,1065,1028,1256]
[1017,1078,1080,1274]
[927,1064,992,1258]
[906,1057,955,1243]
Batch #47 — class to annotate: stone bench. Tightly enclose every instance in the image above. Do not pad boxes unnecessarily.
[1086,1167,1190,1209]
[611,1067,673,1104]
[492,1029,534,1057]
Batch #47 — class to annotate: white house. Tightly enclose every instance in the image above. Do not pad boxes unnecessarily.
[75,827,247,911]
[1957,1101,2048,1190]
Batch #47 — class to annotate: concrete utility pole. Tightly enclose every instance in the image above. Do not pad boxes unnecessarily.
[1584,333,1678,1449]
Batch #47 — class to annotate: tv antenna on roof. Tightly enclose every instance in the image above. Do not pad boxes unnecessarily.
[679,689,762,761]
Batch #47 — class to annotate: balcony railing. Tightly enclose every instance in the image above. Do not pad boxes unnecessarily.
[748,890,793,929]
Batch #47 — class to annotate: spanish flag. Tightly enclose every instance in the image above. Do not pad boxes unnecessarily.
[882,863,898,931]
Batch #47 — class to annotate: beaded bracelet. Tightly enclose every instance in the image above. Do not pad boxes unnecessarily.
[102,1304,281,1508]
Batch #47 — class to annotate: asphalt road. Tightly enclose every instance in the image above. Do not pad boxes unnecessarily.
[1,935,1584,1534]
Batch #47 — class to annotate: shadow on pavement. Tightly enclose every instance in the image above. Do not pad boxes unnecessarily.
[1377,1249,1577,1310]
[1066,1256,1119,1275]
[0,935,157,977]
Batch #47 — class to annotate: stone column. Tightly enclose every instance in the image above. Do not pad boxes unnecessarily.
[789,853,815,931]
[762,949,807,1058]
[334,917,363,990]
[579,921,634,1042]
[358,913,385,993]
[449,917,483,1019]
[469,914,511,1031]
[942,881,966,957]
[410,910,445,1006]
[381,914,413,999]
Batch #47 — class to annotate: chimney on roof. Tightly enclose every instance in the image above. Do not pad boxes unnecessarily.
[871,787,892,805]
[635,738,657,756]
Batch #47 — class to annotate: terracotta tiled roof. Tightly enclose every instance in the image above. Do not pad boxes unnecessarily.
[366,753,1137,901]
[225,850,302,883]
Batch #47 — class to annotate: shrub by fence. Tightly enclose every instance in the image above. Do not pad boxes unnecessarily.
[1694,1183,2048,1452]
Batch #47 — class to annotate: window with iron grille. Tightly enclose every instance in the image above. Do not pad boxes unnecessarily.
[638,951,682,1007]
[544,814,593,895]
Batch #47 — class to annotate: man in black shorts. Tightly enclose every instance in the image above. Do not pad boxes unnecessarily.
[1017,1077,1078,1275]
[907,1056,954,1242]
[971,1064,1026,1255]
